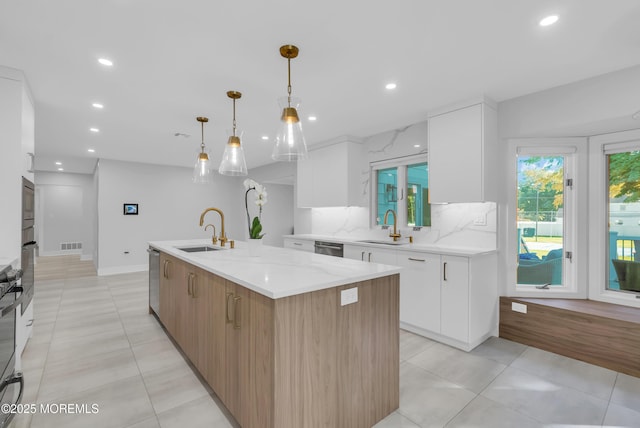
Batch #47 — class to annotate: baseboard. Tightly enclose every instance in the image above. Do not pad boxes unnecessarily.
[97,264,148,276]
[39,250,82,257]
[399,322,493,352]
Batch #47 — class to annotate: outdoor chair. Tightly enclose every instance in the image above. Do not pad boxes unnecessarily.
[611,259,640,292]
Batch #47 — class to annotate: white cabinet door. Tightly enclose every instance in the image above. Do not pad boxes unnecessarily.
[428,101,497,203]
[440,255,469,343]
[343,244,397,265]
[368,247,397,265]
[344,244,367,261]
[397,252,441,332]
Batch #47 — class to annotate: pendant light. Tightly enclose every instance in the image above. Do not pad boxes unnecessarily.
[272,44,308,161]
[193,116,212,183]
[219,91,248,176]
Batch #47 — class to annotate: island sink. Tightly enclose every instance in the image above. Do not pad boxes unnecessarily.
[175,245,220,253]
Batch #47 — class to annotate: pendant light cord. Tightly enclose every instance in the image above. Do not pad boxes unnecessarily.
[232,98,237,137]
[200,121,205,153]
[287,57,292,108]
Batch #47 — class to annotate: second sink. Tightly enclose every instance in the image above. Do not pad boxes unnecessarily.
[176,245,220,253]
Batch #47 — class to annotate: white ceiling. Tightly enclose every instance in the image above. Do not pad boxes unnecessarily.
[2,0,640,174]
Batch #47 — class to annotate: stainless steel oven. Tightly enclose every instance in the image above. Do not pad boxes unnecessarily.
[21,178,36,315]
[0,266,24,428]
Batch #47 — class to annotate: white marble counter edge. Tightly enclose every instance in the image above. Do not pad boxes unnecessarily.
[149,240,402,299]
[283,234,497,257]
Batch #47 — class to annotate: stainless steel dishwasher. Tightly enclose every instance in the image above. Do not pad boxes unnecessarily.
[314,241,344,257]
[148,247,160,316]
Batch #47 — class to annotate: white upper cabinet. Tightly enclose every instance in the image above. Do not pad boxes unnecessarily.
[428,100,497,203]
[297,138,365,207]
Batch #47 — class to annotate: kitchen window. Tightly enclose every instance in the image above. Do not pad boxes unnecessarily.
[605,147,640,295]
[507,139,586,298]
[371,155,430,228]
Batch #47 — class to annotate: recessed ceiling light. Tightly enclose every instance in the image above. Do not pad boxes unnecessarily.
[57,168,64,171]
[90,128,100,133]
[92,103,104,109]
[539,15,559,27]
[55,161,62,165]
[87,149,96,153]
[385,83,397,90]
[261,135,269,141]
[414,144,421,148]
[98,58,113,66]
[308,116,317,121]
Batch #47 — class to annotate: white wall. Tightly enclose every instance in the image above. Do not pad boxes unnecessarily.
[96,159,246,275]
[35,172,96,259]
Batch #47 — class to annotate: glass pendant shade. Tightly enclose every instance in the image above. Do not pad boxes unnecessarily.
[219,129,248,176]
[193,150,212,183]
[272,97,308,161]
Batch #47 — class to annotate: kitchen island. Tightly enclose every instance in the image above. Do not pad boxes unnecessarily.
[148,239,401,428]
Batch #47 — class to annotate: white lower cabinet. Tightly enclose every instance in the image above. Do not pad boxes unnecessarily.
[343,244,397,265]
[439,255,470,343]
[399,252,497,351]
[289,237,497,351]
[396,252,441,333]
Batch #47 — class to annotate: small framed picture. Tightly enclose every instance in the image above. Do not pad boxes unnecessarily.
[123,203,138,215]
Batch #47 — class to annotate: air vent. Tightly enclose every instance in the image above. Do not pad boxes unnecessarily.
[60,242,83,250]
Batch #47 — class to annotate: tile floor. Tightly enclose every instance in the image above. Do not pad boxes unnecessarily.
[9,255,640,427]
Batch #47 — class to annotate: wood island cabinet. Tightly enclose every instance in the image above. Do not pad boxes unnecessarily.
[155,251,399,428]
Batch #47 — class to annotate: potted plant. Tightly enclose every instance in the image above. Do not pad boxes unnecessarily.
[244,179,267,255]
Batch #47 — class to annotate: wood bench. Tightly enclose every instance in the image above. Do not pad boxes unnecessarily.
[499,297,640,377]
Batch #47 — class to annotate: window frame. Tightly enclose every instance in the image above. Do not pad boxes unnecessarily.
[588,130,640,308]
[506,138,587,298]
[370,154,429,229]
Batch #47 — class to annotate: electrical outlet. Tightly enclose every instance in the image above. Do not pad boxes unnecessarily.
[511,302,527,314]
[341,287,358,306]
[473,214,487,226]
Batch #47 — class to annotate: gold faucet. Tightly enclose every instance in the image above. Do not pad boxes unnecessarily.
[204,224,218,244]
[384,209,401,241]
[199,208,228,246]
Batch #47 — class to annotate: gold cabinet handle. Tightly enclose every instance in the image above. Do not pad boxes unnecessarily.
[192,274,197,298]
[187,273,192,296]
[163,260,168,278]
[226,292,234,324]
[233,296,241,329]
[408,257,426,262]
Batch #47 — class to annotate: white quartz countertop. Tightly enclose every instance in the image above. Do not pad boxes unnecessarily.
[148,239,401,299]
[284,234,497,257]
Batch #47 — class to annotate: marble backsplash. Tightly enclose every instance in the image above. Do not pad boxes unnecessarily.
[309,202,497,250]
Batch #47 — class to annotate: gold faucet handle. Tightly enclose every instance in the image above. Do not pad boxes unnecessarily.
[389,233,402,241]
[219,232,228,247]
[204,224,218,244]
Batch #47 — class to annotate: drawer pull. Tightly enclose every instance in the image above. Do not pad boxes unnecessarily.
[226,292,234,324]
[293,242,302,246]
[233,296,242,329]
[443,262,448,281]
[408,257,425,262]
